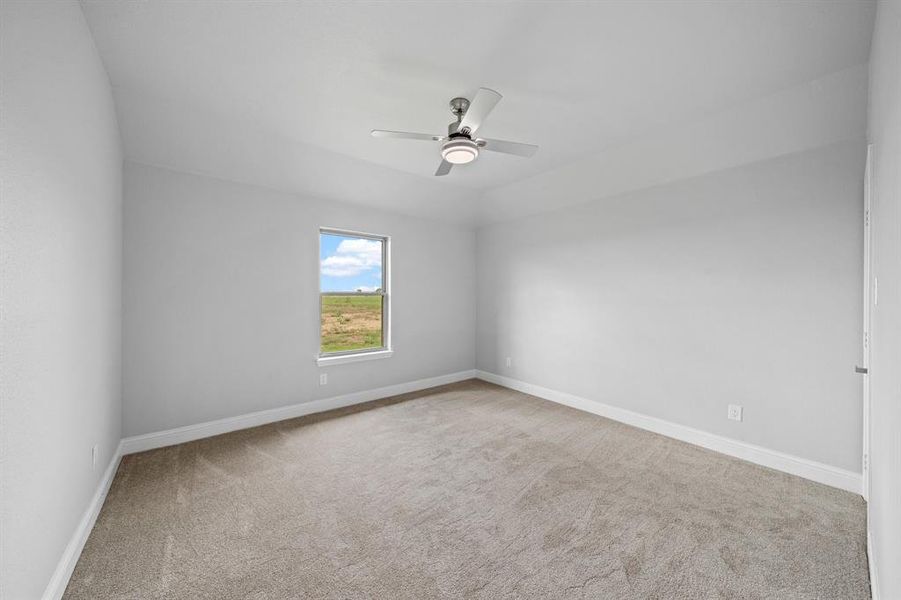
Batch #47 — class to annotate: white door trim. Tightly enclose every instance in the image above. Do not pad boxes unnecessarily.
[861,144,873,502]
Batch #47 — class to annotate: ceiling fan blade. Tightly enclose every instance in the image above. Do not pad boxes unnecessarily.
[435,160,453,176]
[458,87,502,135]
[371,130,443,141]
[478,138,538,157]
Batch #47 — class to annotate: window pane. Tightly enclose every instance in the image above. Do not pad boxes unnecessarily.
[320,233,383,293]
[320,294,383,353]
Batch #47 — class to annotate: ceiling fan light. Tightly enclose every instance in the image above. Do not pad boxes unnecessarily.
[444,148,477,164]
[441,139,479,164]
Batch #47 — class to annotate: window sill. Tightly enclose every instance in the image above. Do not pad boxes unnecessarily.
[316,349,393,367]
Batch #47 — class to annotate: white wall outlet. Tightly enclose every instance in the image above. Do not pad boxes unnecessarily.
[727,404,743,422]
[505,357,512,368]
[319,373,328,386]
[91,444,99,470]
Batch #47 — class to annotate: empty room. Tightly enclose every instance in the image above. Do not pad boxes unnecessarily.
[2,1,900,598]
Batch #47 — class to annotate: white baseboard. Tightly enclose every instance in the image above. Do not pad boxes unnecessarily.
[121,370,477,455]
[42,441,123,600]
[43,370,862,599]
[476,370,862,495]
[868,529,880,600]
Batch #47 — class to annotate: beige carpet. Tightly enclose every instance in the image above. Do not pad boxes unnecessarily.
[64,380,869,599]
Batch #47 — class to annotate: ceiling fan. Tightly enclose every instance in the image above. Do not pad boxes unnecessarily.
[370,88,538,176]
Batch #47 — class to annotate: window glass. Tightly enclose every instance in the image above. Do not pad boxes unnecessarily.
[319,231,387,355]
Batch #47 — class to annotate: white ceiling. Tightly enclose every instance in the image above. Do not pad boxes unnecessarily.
[81,1,875,225]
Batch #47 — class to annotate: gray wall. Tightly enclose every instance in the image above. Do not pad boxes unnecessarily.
[123,162,476,437]
[476,141,864,472]
[0,2,123,598]
[866,0,901,596]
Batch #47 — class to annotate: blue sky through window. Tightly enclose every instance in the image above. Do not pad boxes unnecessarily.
[320,233,383,292]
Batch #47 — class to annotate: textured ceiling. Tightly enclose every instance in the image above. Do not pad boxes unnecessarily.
[81,0,875,224]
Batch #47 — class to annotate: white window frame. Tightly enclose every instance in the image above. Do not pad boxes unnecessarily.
[317,227,391,366]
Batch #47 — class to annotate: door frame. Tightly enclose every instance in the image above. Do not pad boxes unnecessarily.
[861,143,873,502]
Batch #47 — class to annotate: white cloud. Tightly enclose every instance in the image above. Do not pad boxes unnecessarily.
[321,238,382,277]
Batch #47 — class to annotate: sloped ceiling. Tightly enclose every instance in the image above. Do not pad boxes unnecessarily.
[81,1,875,225]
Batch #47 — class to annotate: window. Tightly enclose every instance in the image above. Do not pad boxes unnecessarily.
[318,228,390,363]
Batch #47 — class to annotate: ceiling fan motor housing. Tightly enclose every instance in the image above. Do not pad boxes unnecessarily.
[442,95,481,165]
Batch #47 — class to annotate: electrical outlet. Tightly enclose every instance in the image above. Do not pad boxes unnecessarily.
[319,373,328,386]
[505,357,512,368]
[727,404,743,422]
[91,444,99,470]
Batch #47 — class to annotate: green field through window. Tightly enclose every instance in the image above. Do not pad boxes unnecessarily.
[320,295,383,353]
